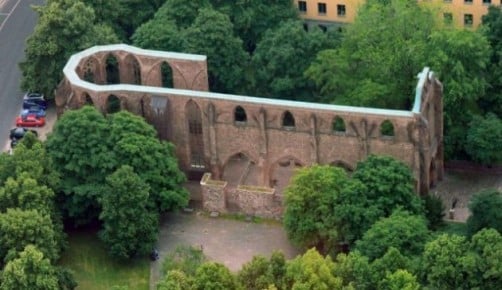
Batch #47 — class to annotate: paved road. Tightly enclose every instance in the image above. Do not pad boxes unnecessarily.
[0,0,44,149]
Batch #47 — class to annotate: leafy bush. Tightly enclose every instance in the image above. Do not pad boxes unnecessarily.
[423,194,445,230]
[466,189,502,236]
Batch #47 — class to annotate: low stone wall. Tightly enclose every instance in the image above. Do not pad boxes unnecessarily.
[200,173,227,213]
[200,173,282,219]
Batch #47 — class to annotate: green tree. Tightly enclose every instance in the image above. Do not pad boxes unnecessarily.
[306,0,436,108]
[465,113,502,165]
[283,165,350,253]
[183,8,249,93]
[46,106,110,223]
[469,228,502,289]
[251,20,339,101]
[46,107,188,225]
[332,251,373,290]
[238,252,286,290]
[480,5,502,117]
[352,155,424,217]
[355,211,429,261]
[131,1,187,51]
[284,248,342,290]
[19,0,119,99]
[0,209,59,263]
[157,270,192,290]
[421,234,476,289]
[380,269,420,290]
[466,189,502,235]
[371,247,418,288]
[192,262,239,290]
[0,245,58,290]
[99,165,158,259]
[0,174,55,215]
[212,0,298,53]
[422,194,445,230]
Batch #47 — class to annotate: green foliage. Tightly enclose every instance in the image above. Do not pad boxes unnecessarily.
[237,252,286,290]
[284,248,342,290]
[59,231,149,290]
[469,228,502,289]
[184,8,249,93]
[19,0,119,98]
[99,166,159,259]
[306,0,436,108]
[379,269,420,290]
[46,106,188,225]
[466,189,502,235]
[465,113,502,165]
[192,262,238,290]
[422,194,445,230]
[157,270,192,290]
[161,245,207,277]
[421,234,474,289]
[332,251,373,289]
[251,20,339,101]
[355,211,429,261]
[212,0,298,53]
[54,266,78,290]
[283,165,350,252]
[352,155,424,217]
[480,6,502,117]
[0,209,59,263]
[0,245,59,290]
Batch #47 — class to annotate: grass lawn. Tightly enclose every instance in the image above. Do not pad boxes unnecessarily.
[59,230,150,290]
[436,221,468,236]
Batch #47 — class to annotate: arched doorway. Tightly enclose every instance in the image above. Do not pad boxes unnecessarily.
[270,156,303,196]
[124,54,141,84]
[83,92,94,106]
[186,100,205,179]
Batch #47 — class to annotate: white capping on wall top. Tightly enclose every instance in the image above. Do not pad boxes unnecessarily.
[64,44,433,118]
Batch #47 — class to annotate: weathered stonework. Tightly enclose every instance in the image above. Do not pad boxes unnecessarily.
[56,44,444,216]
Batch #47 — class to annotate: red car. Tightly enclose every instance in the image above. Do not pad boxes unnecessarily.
[16,114,45,127]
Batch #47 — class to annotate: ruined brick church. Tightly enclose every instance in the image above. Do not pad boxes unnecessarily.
[56,44,444,218]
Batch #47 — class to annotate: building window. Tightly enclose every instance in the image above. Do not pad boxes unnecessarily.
[464,14,473,26]
[482,0,491,4]
[444,13,453,24]
[234,106,247,124]
[298,1,307,12]
[318,3,327,15]
[333,117,346,134]
[337,5,346,17]
[380,120,395,138]
[464,0,473,3]
[282,111,295,129]
[318,24,327,32]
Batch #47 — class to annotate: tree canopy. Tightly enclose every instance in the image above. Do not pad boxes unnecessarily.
[46,106,188,225]
[466,189,502,235]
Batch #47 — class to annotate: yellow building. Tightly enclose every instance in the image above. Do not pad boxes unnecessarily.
[295,0,500,28]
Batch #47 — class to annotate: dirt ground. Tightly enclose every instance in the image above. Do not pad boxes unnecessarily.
[433,170,501,222]
[149,210,300,289]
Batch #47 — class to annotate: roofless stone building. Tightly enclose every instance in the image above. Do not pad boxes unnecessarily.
[55,44,443,218]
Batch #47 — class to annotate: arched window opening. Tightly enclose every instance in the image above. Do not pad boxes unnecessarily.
[380,120,395,137]
[105,54,120,84]
[107,95,121,114]
[186,100,205,171]
[83,59,95,83]
[161,62,174,88]
[132,57,141,85]
[282,111,295,128]
[333,116,346,133]
[84,93,93,106]
[234,106,247,123]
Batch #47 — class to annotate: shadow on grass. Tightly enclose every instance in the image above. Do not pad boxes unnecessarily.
[58,229,150,290]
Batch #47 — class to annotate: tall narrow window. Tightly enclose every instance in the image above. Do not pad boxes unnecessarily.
[318,3,327,15]
[298,1,307,12]
[482,0,491,4]
[282,111,295,128]
[464,14,473,26]
[337,5,346,17]
[234,106,247,123]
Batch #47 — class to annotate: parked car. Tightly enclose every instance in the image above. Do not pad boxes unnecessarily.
[15,114,45,127]
[20,106,46,118]
[9,127,38,140]
[23,92,47,110]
